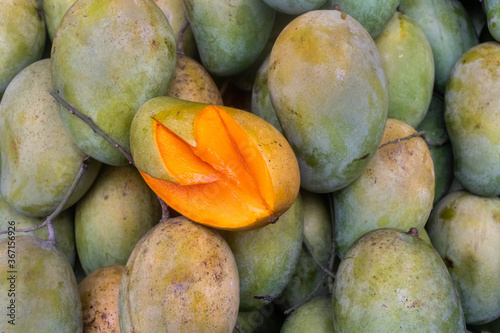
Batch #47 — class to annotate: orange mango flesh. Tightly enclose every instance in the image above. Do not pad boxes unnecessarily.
[140,105,276,230]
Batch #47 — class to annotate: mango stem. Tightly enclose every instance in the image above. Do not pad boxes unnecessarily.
[378,130,426,149]
[177,16,190,56]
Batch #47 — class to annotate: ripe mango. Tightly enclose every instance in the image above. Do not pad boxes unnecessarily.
[334,118,435,258]
[75,164,161,275]
[118,216,239,332]
[268,9,388,193]
[0,235,82,332]
[445,42,500,197]
[332,228,466,332]
[51,0,177,166]
[0,59,101,217]
[129,96,300,230]
[426,191,500,325]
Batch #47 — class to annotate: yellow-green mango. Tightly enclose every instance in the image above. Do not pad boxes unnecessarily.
[268,9,388,193]
[118,216,239,332]
[281,296,334,333]
[219,194,303,311]
[484,0,500,42]
[0,59,101,217]
[263,0,327,15]
[51,0,177,166]
[183,0,275,76]
[426,191,500,325]
[75,164,161,275]
[399,0,478,94]
[324,0,400,38]
[445,42,500,197]
[0,235,82,332]
[332,228,466,332]
[417,94,454,206]
[0,0,46,94]
[43,0,76,41]
[375,12,434,128]
[333,118,435,258]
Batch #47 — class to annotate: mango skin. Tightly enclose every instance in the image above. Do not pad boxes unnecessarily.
[445,42,500,197]
[426,191,500,325]
[183,0,275,76]
[0,59,101,217]
[281,296,334,333]
[333,118,435,258]
[399,0,478,94]
[75,164,161,275]
[130,96,300,224]
[0,235,83,332]
[0,0,46,94]
[263,0,327,15]
[375,12,434,128]
[484,0,500,42]
[43,0,76,41]
[51,0,177,166]
[268,10,388,193]
[219,195,303,311]
[118,216,239,332]
[332,228,466,332]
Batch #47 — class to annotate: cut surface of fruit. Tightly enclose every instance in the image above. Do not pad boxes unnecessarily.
[141,105,276,230]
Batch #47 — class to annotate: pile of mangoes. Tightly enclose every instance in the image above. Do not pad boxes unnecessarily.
[0,0,499,332]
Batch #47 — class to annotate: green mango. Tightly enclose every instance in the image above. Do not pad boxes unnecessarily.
[375,12,434,128]
[417,94,454,205]
[399,0,478,94]
[277,190,333,310]
[0,235,82,332]
[234,305,285,333]
[426,190,500,325]
[43,0,76,41]
[263,0,327,15]
[268,9,388,193]
[444,42,500,197]
[281,296,334,333]
[484,0,500,42]
[51,0,177,166]
[324,0,400,39]
[251,55,283,134]
[0,59,101,217]
[220,194,303,311]
[332,228,466,332]
[0,0,46,94]
[183,0,275,77]
[119,216,239,332]
[75,164,161,275]
[333,118,435,258]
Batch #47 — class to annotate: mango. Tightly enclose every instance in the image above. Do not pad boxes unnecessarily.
[75,164,161,275]
[79,265,124,332]
[268,9,388,193]
[375,12,434,128]
[0,59,101,217]
[445,42,500,197]
[219,194,303,311]
[324,0,400,38]
[118,216,239,332]
[43,0,76,41]
[334,118,435,258]
[399,0,478,94]
[332,228,466,332]
[0,0,46,94]
[281,296,334,333]
[234,305,285,333]
[167,53,223,105]
[484,0,500,42]
[426,190,500,325]
[417,94,454,205]
[263,0,327,15]
[183,0,275,76]
[277,190,332,310]
[51,0,177,166]
[0,235,82,332]
[129,96,300,230]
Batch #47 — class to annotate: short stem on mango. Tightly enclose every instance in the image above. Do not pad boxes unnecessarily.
[50,91,135,165]
[378,130,427,150]
[157,195,170,220]
[177,16,190,56]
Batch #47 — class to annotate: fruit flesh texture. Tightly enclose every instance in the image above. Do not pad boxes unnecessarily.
[118,216,239,333]
[130,97,300,230]
[332,228,466,332]
[426,191,500,325]
[51,0,177,166]
[268,9,388,193]
[0,59,101,217]
[445,42,500,197]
